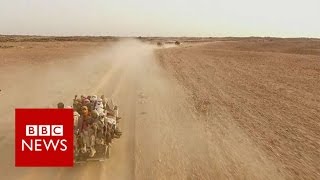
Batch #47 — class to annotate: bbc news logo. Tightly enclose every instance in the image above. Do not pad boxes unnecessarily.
[22,125,67,152]
[15,109,73,167]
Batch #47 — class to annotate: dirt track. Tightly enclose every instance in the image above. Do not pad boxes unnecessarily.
[0,38,319,179]
[0,39,215,180]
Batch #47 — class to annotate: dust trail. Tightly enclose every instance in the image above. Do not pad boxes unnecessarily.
[0,39,156,180]
[1,39,240,180]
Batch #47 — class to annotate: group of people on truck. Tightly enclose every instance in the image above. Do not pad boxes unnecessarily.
[58,95,122,158]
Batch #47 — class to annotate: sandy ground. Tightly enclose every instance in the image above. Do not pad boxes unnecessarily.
[156,39,320,179]
[0,39,215,180]
[0,38,319,179]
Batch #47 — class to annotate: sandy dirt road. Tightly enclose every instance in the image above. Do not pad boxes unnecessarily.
[0,39,218,180]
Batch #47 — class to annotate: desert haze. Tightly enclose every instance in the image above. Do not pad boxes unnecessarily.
[0,36,319,179]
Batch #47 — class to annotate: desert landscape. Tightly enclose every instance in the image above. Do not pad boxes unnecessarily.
[156,38,320,179]
[0,36,319,179]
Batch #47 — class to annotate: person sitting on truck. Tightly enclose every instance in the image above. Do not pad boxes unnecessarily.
[104,98,121,121]
[57,102,64,109]
[92,112,107,145]
[73,95,83,113]
[106,112,122,139]
[78,106,96,157]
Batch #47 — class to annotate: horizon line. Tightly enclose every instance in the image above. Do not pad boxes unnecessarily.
[1,34,320,40]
